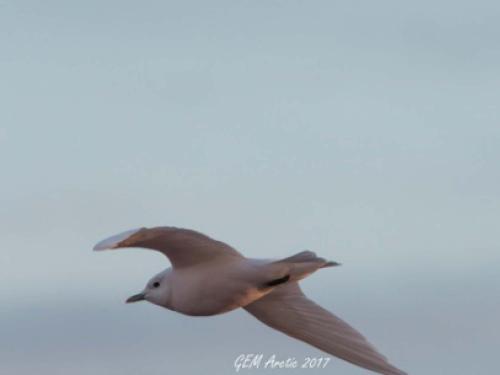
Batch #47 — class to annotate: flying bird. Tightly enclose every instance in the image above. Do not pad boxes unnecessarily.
[94,226,406,375]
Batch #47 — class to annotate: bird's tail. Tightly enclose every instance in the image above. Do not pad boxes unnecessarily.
[271,251,340,283]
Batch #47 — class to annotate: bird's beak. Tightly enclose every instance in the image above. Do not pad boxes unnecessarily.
[126,292,146,303]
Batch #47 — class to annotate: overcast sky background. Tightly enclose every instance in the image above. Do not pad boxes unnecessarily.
[1,1,500,374]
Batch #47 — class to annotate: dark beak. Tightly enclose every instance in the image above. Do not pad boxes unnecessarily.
[126,293,146,303]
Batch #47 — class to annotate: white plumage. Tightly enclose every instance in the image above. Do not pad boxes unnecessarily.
[94,226,406,375]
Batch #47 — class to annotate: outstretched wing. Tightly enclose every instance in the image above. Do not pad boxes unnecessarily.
[244,283,406,375]
[94,227,242,268]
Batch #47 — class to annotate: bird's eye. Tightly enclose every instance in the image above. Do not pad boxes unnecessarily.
[153,282,160,288]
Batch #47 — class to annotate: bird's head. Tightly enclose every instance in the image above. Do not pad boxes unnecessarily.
[126,269,171,307]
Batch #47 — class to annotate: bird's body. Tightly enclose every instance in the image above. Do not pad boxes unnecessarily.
[133,255,331,316]
[94,226,407,375]
[156,259,269,316]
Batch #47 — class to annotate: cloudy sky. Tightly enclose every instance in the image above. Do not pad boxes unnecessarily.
[1,1,499,374]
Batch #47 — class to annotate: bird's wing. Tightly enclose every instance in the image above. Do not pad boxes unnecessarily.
[244,283,406,375]
[93,227,242,268]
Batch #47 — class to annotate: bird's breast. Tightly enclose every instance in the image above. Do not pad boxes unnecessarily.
[168,267,267,317]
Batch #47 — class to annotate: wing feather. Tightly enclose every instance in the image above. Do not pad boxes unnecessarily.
[244,283,406,375]
[94,227,242,268]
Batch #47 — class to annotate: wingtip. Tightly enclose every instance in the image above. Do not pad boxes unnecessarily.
[385,366,408,375]
[93,227,144,252]
[92,242,118,251]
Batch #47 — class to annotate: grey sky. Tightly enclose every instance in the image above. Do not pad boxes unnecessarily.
[1,1,499,374]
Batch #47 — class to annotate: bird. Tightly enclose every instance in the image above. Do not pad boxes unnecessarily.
[94,226,407,375]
